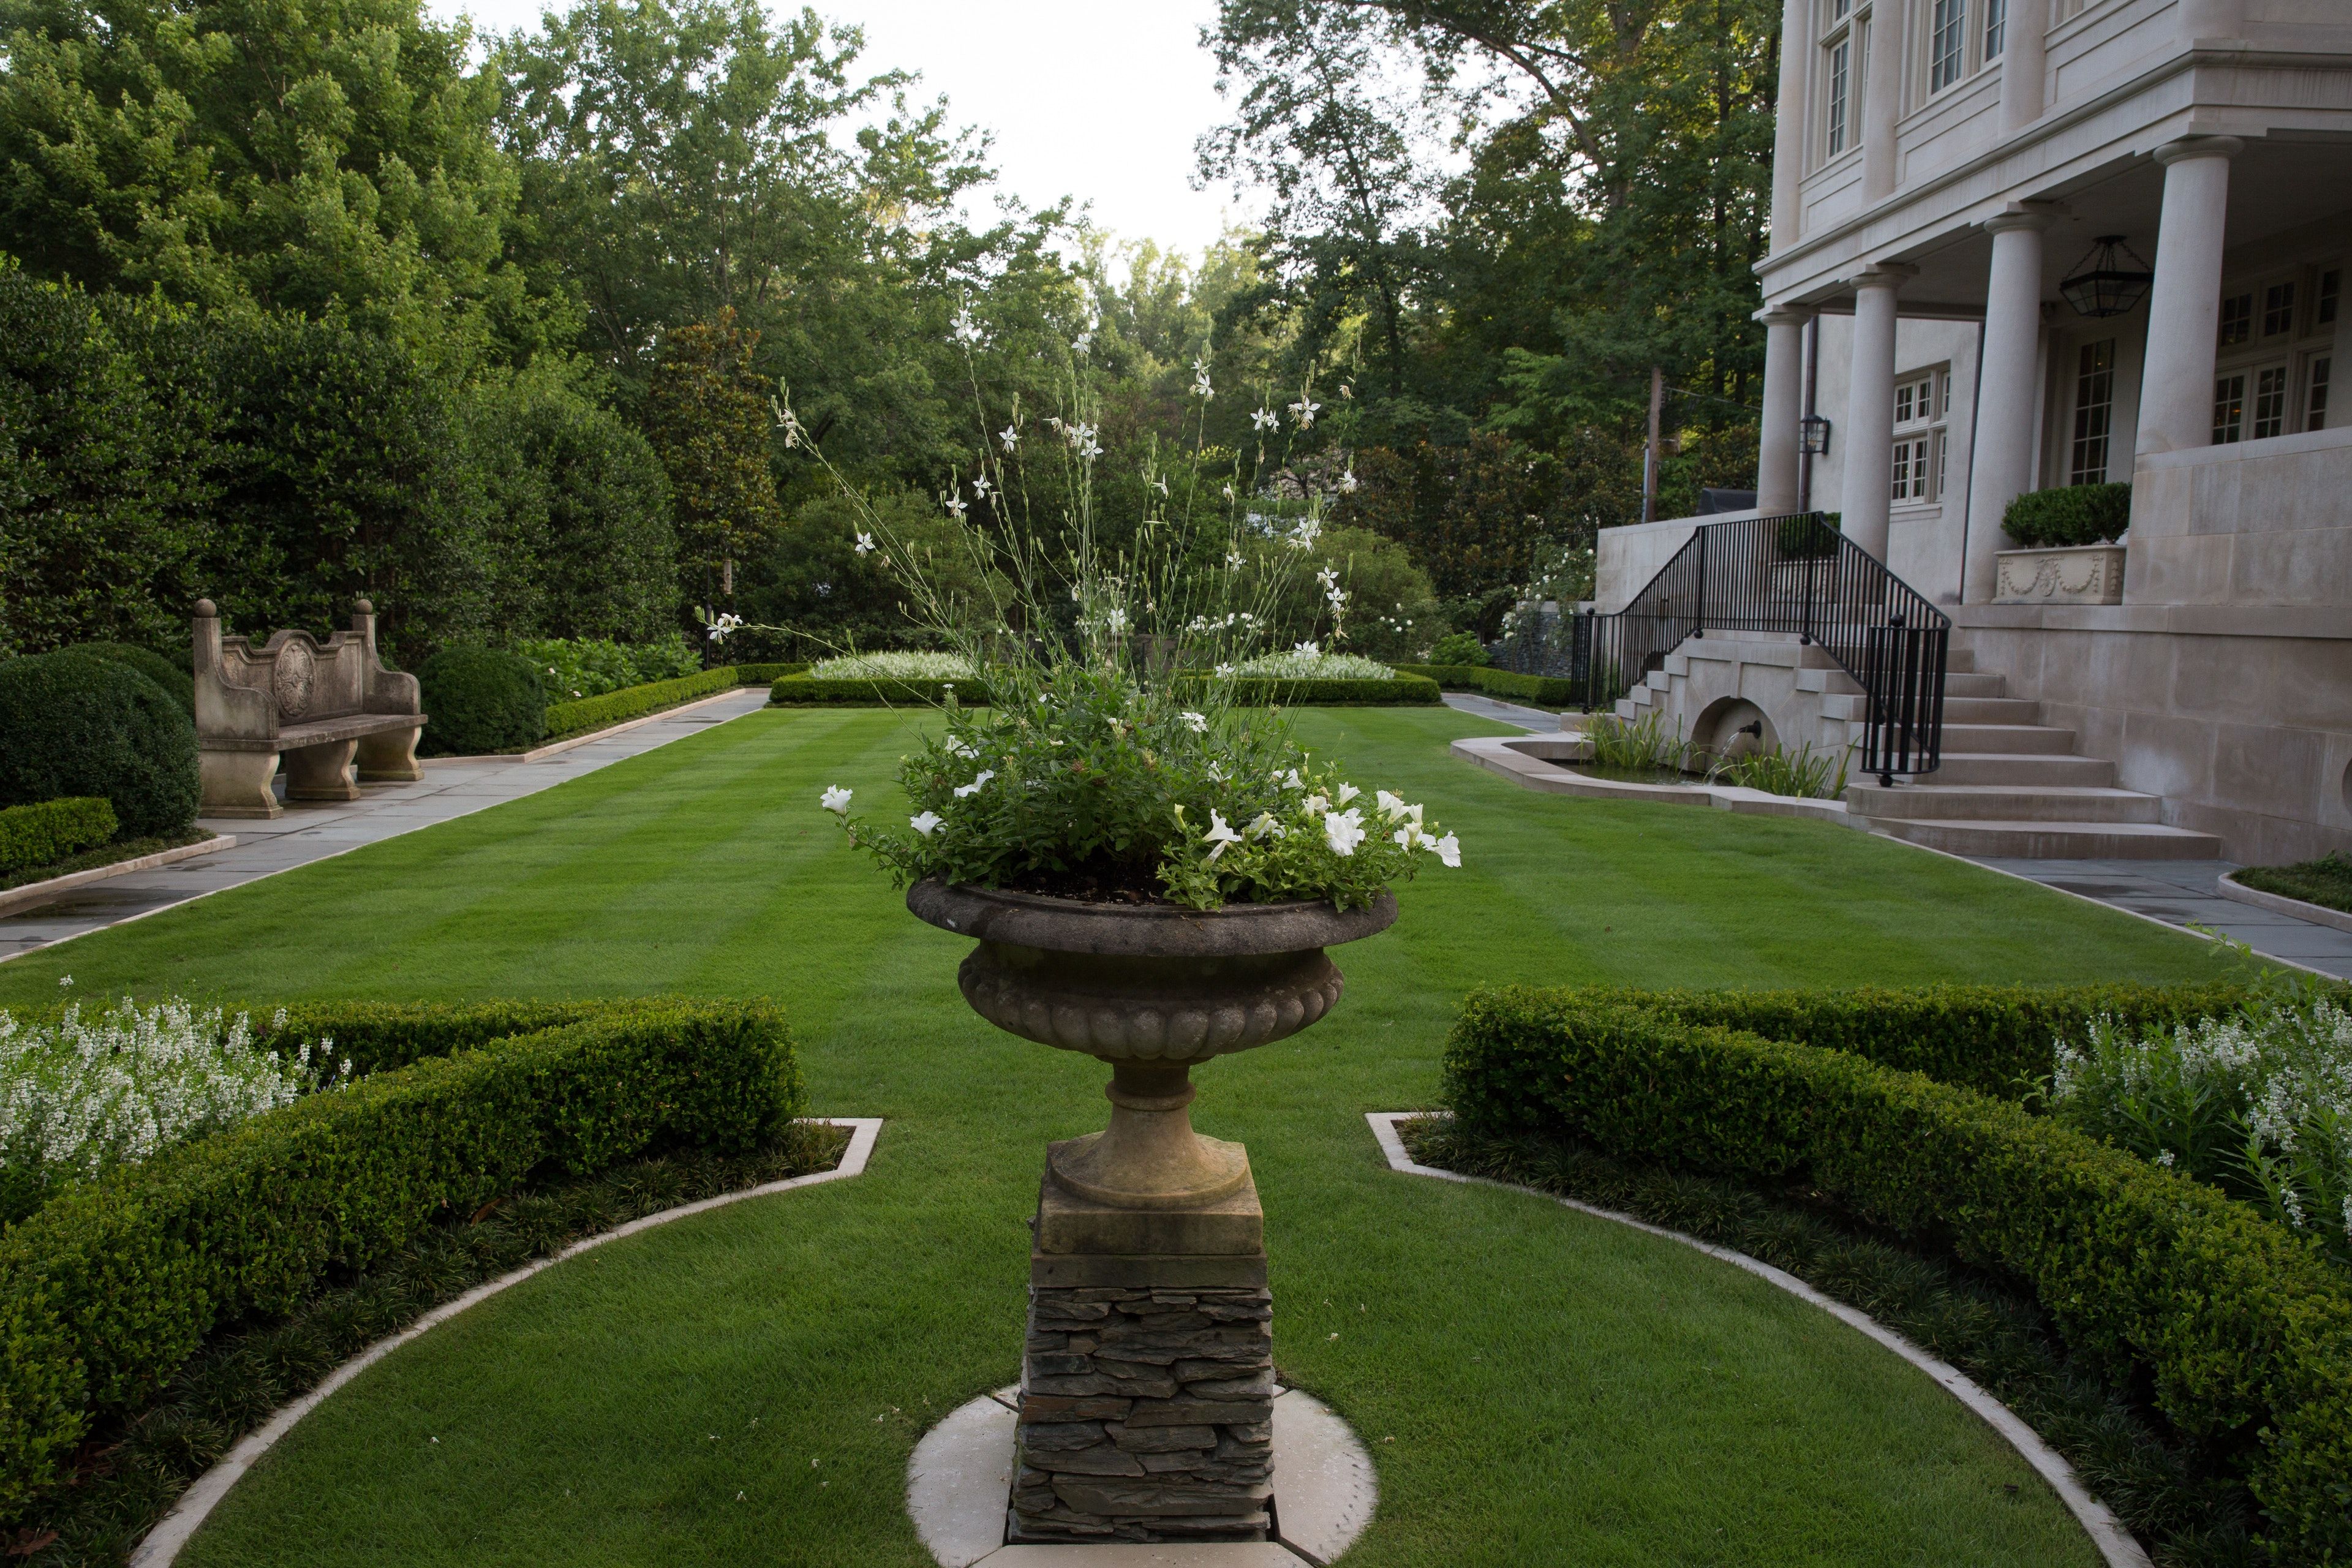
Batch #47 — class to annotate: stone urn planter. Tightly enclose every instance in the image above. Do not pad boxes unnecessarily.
[906,877,1395,1544]
[1994,543,2126,605]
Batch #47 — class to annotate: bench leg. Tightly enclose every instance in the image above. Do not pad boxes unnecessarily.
[284,739,361,802]
[201,749,282,819]
[355,723,424,783]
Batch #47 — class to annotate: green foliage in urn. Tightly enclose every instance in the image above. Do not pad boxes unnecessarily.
[2003,483,2132,549]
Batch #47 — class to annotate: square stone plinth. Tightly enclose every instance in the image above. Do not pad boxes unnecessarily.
[1009,1169,1275,1547]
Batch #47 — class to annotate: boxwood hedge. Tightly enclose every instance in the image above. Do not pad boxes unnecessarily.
[1442,985,2352,1563]
[0,650,200,837]
[2003,482,2132,549]
[0,997,802,1520]
[1395,664,1577,707]
[417,646,546,755]
[0,797,118,877]
[766,673,1440,709]
[769,674,993,706]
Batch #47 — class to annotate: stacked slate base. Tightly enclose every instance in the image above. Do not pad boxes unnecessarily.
[1008,1138,1276,1544]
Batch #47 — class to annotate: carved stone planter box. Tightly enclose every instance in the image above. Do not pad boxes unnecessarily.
[1994,544,2125,605]
[907,879,1393,1545]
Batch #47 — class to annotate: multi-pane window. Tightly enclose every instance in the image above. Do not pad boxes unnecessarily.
[2251,365,2290,440]
[2263,283,2297,338]
[2320,270,2340,328]
[1983,0,2007,58]
[2212,373,2247,443]
[1930,0,1968,91]
[2218,293,2253,347]
[1890,369,1946,504]
[2307,357,2332,434]
[2069,340,2116,484]
[1823,0,1863,157]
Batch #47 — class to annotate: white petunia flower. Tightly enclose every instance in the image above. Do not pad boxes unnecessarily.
[1246,812,1285,840]
[1335,783,1360,806]
[953,770,995,798]
[1324,807,1366,856]
[910,811,943,836]
[1376,790,1407,820]
[1393,823,1427,850]
[820,785,853,814]
[1303,792,1330,817]
[1204,809,1243,861]
[1432,832,1462,868]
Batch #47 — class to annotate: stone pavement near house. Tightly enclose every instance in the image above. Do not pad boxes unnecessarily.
[1440,692,1561,731]
[0,690,772,963]
[1965,858,2352,981]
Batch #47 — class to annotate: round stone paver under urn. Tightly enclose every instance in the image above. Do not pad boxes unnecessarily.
[907,880,1395,1547]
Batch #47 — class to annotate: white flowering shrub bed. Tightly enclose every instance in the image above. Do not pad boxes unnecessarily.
[2053,990,2352,1265]
[0,998,344,1222]
[1230,649,1394,680]
[809,651,977,681]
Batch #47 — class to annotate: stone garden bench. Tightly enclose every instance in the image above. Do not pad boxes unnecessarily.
[194,599,428,818]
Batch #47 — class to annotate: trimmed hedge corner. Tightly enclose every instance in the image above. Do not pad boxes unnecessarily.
[0,997,802,1520]
[545,666,737,741]
[1191,674,1442,707]
[1442,985,2352,1564]
[417,646,546,755]
[0,650,200,838]
[2003,482,2132,549]
[0,798,119,877]
[1395,664,1577,707]
[769,674,993,706]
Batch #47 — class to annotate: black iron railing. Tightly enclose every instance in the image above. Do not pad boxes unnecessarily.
[1494,512,1947,780]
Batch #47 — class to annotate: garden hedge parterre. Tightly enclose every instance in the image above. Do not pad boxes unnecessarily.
[1395,664,1580,707]
[541,663,804,741]
[1442,984,2352,1564]
[0,797,118,878]
[0,997,804,1521]
[767,673,1439,708]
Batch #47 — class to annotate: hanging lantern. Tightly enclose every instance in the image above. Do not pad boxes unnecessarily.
[2060,235,2154,319]
[1800,413,1833,456]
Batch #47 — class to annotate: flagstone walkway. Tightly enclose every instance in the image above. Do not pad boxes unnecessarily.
[0,690,772,964]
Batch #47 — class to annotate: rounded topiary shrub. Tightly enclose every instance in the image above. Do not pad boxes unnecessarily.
[71,642,195,714]
[1429,631,1490,667]
[417,647,547,755]
[0,650,201,837]
[2003,482,2131,549]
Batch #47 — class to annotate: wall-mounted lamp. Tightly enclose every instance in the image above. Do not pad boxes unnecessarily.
[2060,235,2154,319]
[1800,414,1833,456]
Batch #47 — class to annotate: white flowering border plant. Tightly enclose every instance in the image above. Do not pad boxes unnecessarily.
[2051,968,2352,1265]
[0,997,347,1221]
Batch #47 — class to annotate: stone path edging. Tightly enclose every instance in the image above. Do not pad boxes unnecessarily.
[426,684,758,767]
[0,836,238,919]
[2214,873,2352,936]
[126,1117,883,1568]
[1450,733,1855,826]
[1364,1112,2153,1568]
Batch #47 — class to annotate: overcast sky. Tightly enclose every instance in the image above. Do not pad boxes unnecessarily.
[427,0,1259,260]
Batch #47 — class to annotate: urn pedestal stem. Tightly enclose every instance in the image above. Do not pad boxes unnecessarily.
[1050,1062,1251,1209]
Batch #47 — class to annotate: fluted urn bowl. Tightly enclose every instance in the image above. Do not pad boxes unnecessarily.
[908,878,1395,1210]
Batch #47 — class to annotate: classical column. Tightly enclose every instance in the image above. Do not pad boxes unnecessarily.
[1842,266,1915,560]
[1757,308,1811,515]
[1963,208,2055,601]
[2134,137,2244,458]
[1770,0,1811,249]
[1997,0,2049,134]
[1861,0,1905,200]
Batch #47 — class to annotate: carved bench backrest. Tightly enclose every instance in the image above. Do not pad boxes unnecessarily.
[192,600,421,742]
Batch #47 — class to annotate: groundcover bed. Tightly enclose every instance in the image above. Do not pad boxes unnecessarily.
[0,706,2254,1567]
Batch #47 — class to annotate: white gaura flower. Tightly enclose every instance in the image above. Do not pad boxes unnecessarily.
[820,785,853,814]
[1287,398,1321,429]
[1339,467,1359,494]
[1153,476,1170,496]
[1215,663,1235,679]
[1074,331,1093,354]
[953,769,995,798]
[910,810,944,836]
[1104,606,1129,635]
[1177,711,1208,733]
[1432,832,1462,868]
[944,494,968,517]
[1293,641,1319,657]
[1335,783,1360,806]
[854,532,876,556]
[1222,483,1236,501]
[1252,406,1278,432]
[951,309,984,346]
[1226,550,1246,570]
[1324,808,1366,856]
[1000,424,1020,453]
[1204,809,1244,861]
[706,611,744,643]
[972,475,992,497]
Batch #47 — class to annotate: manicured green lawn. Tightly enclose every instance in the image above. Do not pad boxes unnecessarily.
[1,707,2238,1566]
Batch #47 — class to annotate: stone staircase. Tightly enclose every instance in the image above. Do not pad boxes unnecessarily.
[1844,649,2223,859]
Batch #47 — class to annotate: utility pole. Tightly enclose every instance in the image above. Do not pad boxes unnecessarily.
[1643,366,1665,524]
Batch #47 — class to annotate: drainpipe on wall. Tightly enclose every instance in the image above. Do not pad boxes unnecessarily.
[1799,318,1820,511]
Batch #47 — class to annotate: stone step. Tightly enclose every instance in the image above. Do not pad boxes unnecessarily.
[1939,722,2079,755]
[1943,671,2005,698]
[1930,752,2117,786]
[1945,647,1978,674]
[1849,782,2162,824]
[1871,818,2226,859]
[1940,695,2041,724]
